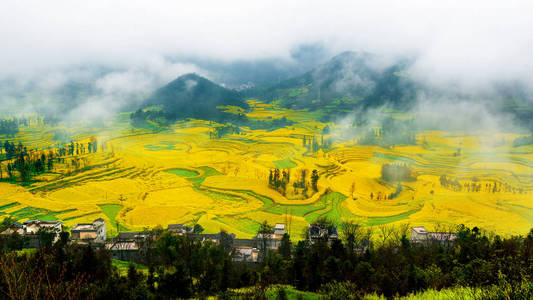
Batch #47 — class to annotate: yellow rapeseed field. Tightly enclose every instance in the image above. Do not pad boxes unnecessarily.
[0,102,531,238]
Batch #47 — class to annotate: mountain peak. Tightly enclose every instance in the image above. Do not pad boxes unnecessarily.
[141,73,247,121]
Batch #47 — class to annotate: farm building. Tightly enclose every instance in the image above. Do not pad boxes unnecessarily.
[71,218,106,245]
[308,223,338,244]
[23,220,63,235]
[108,241,140,261]
[108,231,155,262]
[167,224,193,235]
[411,226,457,244]
[13,220,64,248]
[232,238,259,262]
[0,222,24,235]
[253,223,287,250]
[189,232,236,244]
[273,223,286,235]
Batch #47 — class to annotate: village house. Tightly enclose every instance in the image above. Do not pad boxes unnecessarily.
[189,232,236,244]
[232,238,259,263]
[253,223,286,250]
[109,240,141,261]
[308,223,338,244]
[108,231,155,262]
[71,218,106,245]
[411,226,457,244]
[22,220,63,248]
[167,224,193,235]
[273,223,286,236]
[23,220,63,235]
[0,222,24,235]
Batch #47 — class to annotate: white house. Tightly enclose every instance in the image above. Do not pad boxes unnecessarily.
[411,226,457,244]
[71,218,106,244]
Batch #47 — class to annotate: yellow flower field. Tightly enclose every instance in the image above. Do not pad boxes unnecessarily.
[0,102,532,238]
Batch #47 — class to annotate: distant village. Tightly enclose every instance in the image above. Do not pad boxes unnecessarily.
[1,218,457,264]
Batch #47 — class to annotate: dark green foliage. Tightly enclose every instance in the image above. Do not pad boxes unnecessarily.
[513,134,533,147]
[311,169,319,192]
[388,184,403,199]
[210,123,242,139]
[278,233,292,260]
[138,73,248,123]
[1,141,57,182]
[253,52,418,114]
[269,168,290,195]
[0,118,19,136]
[0,226,531,299]
[193,223,204,233]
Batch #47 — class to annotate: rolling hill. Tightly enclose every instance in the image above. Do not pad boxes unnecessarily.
[133,73,248,124]
[252,51,418,112]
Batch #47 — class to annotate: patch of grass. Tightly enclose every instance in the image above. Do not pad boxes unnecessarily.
[10,206,48,219]
[15,248,38,256]
[99,204,128,233]
[231,285,321,300]
[315,192,356,223]
[273,158,297,169]
[236,190,275,210]
[165,168,200,178]
[188,166,221,186]
[112,259,149,276]
[365,207,422,226]
[267,203,324,217]
[145,141,180,151]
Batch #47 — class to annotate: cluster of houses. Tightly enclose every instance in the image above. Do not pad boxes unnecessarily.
[0,218,456,263]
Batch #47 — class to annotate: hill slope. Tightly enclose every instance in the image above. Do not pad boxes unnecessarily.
[140,73,247,122]
[252,51,418,111]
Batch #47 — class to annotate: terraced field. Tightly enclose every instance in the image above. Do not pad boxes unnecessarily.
[0,102,532,238]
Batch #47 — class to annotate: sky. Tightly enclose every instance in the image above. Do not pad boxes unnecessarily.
[1,1,532,78]
[0,0,532,119]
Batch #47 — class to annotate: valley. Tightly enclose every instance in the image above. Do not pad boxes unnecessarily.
[1,100,531,239]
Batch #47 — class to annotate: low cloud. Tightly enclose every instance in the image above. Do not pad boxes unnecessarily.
[0,0,532,122]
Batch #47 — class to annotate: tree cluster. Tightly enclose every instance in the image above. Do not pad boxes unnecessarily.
[0,224,531,299]
[1,141,24,160]
[513,134,533,147]
[302,134,333,152]
[0,138,100,182]
[4,151,55,182]
[57,140,99,157]
[0,141,55,182]
[209,124,242,139]
[0,119,20,137]
[268,168,290,195]
[439,176,528,194]
[268,168,320,196]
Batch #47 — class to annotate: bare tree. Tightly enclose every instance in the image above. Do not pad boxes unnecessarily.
[391,222,411,245]
[377,224,396,247]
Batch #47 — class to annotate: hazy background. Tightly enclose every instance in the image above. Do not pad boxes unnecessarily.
[0,0,532,122]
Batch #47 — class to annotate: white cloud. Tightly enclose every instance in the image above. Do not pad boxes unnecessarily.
[0,0,531,85]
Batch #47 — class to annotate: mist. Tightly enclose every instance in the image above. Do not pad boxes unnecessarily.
[1,0,532,126]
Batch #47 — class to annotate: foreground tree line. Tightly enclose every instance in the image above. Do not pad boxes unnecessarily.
[0,222,531,299]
